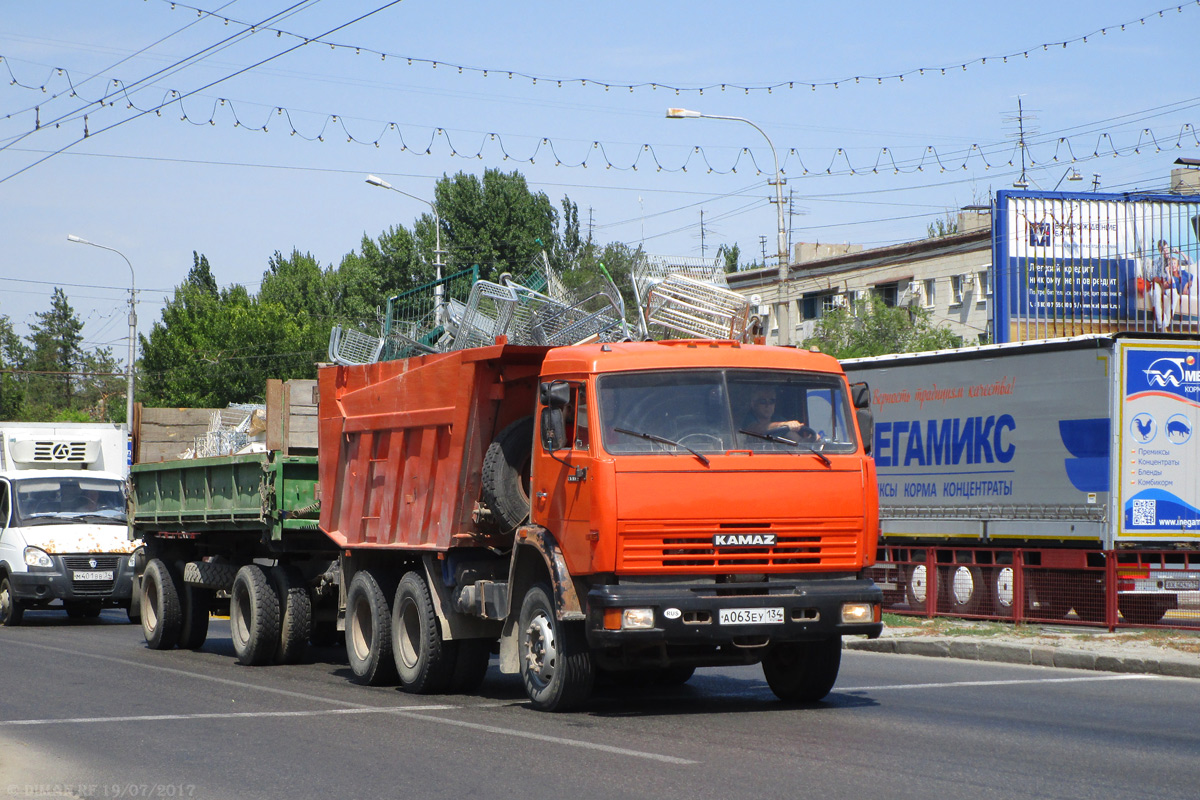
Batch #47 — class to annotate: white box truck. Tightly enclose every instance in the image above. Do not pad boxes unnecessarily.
[842,333,1200,625]
[0,423,140,625]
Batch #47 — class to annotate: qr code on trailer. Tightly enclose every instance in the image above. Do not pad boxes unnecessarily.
[1133,499,1156,526]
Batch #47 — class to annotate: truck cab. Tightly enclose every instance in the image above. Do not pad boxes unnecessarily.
[0,424,139,625]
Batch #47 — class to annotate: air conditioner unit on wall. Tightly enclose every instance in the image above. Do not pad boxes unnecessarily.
[961,272,975,288]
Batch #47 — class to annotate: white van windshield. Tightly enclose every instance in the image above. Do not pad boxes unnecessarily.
[13,477,126,526]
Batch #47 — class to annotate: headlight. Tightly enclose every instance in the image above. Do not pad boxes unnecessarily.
[24,547,53,569]
[841,602,876,624]
[602,607,656,630]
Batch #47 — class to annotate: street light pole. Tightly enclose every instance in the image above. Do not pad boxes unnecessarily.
[666,108,791,345]
[67,235,136,434]
[366,175,445,325]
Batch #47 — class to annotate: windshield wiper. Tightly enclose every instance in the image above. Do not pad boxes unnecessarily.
[614,427,710,466]
[738,429,832,467]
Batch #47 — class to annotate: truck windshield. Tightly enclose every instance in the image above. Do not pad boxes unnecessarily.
[597,369,856,456]
[13,477,126,526]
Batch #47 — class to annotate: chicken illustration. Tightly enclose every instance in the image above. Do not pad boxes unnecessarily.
[1134,416,1154,439]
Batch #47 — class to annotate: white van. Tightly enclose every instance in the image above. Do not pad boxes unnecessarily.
[0,423,140,625]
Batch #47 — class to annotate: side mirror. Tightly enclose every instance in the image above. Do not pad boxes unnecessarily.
[540,381,570,409]
[850,381,870,409]
[856,408,873,455]
[541,407,567,452]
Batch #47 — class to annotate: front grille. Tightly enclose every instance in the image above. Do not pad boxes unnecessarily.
[617,521,864,574]
[62,555,121,595]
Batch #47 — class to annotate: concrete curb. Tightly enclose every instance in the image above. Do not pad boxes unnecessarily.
[844,637,1200,679]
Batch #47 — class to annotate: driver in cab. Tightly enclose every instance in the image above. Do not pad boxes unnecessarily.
[741,386,818,443]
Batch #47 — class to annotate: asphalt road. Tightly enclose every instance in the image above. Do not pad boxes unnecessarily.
[1,608,1197,800]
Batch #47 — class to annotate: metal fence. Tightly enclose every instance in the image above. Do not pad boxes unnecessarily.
[871,545,1200,631]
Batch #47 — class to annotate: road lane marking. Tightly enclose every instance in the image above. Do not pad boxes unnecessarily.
[4,640,696,765]
[844,674,1161,692]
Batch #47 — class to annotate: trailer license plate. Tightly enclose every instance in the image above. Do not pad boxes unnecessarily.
[719,607,784,625]
[73,570,114,581]
[1164,579,1199,591]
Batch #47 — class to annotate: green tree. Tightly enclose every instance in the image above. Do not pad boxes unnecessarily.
[24,288,86,417]
[434,169,559,282]
[0,309,28,419]
[805,294,962,359]
[717,243,741,274]
[926,214,959,239]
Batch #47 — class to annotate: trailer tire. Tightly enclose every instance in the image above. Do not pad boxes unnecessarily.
[946,565,985,616]
[230,565,280,666]
[518,583,594,712]
[481,415,534,531]
[271,565,311,665]
[126,579,142,625]
[761,637,842,703]
[904,563,931,613]
[990,566,1017,618]
[345,570,398,686]
[392,571,455,693]
[448,639,493,693]
[178,587,212,650]
[141,559,181,649]
[1118,596,1172,626]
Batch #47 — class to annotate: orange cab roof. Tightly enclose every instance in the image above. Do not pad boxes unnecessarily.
[541,339,844,376]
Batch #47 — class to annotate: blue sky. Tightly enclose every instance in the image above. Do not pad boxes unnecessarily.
[2,0,1198,355]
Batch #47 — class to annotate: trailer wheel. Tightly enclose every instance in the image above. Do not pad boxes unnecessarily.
[271,565,311,665]
[904,563,931,612]
[481,416,534,531]
[230,565,280,666]
[947,565,985,616]
[990,566,1017,619]
[178,586,212,650]
[141,559,182,649]
[518,583,594,712]
[126,578,142,625]
[392,571,455,693]
[761,637,842,703]
[345,570,398,686]
[1118,596,1172,626]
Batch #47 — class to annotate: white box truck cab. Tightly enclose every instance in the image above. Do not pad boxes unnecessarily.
[0,423,140,625]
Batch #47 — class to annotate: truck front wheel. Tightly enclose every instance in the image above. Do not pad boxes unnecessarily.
[345,570,398,686]
[141,559,182,649]
[761,637,842,703]
[518,583,594,712]
[392,571,455,693]
[230,565,280,666]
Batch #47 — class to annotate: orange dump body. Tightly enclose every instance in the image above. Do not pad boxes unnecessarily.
[318,342,548,550]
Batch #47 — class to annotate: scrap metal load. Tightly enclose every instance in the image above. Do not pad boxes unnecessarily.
[326,252,754,366]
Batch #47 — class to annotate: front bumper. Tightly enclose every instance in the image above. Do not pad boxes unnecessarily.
[585,576,883,647]
[9,553,136,605]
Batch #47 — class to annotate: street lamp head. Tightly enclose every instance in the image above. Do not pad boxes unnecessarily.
[365,174,394,190]
[67,234,88,244]
[666,108,702,119]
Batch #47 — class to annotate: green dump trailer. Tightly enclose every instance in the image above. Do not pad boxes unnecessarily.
[130,451,341,662]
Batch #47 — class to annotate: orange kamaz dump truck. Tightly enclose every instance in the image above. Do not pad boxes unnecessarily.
[318,338,882,710]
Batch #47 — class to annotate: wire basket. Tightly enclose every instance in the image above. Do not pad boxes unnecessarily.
[327,325,385,366]
[632,252,727,300]
[382,266,478,359]
[644,273,751,341]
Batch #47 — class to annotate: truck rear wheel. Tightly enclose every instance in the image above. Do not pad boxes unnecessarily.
[904,563,931,612]
[518,583,594,712]
[345,570,398,686]
[1,576,25,627]
[481,416,534,531]
[392,571,455,693]
[230,565,280,666]
[448,639,493,693]
[761,637,842,703]
[141,559,182,649]
[271,565,311,665]
[990,566,1017,619]
[178,586,212,650]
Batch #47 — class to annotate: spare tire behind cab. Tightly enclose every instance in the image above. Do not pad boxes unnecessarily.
[481,415,534,531]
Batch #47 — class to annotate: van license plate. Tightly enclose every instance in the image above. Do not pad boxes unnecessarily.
[718,607,784,625]
[73,570,114,581]
[1164,579,1199,591]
